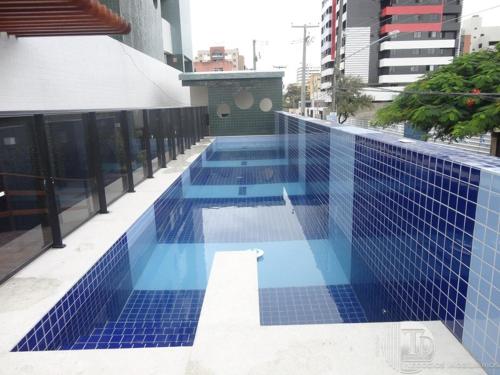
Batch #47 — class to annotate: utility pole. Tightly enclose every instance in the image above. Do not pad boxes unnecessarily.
[253,39,257,70]
[331,0,345,119]
[292,24,319,116]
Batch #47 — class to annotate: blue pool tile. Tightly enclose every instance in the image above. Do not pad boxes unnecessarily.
[259,285,368,325]
[63,290,204,350]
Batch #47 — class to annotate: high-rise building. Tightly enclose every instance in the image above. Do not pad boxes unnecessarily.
[307,72,322,98]
[320,0,462,102]
[100,0,194,72]
[460,15,500,54]
[296,65,321,84]
[194,47,246,72]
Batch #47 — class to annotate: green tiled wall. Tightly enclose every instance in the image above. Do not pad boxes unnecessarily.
[208,78,282,136]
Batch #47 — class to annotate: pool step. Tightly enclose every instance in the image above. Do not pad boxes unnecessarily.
[61,319,198,350]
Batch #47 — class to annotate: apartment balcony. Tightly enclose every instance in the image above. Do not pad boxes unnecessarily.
[379,56,453,67]
[320,80,332,89]
[321,68,334,77]
[378,73,423,84]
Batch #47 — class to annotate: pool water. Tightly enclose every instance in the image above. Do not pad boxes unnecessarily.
[135,240,349,290]
[16,135,399,351]
[128,134,377,332]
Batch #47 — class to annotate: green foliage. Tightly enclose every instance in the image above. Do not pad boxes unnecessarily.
[373,44,500,140]
[334,75,373,124]
[283,84,302,109]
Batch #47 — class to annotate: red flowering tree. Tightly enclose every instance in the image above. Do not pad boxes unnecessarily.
[373,44,500,142]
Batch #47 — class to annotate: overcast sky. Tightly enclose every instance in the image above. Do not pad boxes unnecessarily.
[190,0,500,86]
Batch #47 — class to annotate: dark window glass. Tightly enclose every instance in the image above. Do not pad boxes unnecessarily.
[0,117,52,282]
[45,114,99,236]
[95,113,128,205]
[129,111,148,186]
[163,112,171,164]
[147,110,161,173]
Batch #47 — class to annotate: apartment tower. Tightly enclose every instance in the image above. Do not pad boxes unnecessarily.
[320,0,462,102]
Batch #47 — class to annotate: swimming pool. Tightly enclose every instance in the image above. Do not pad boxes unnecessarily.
[12,113,500,371]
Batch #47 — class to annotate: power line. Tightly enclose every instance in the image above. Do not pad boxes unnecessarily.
[441,3,500,28]
[335,86,500,102]
[359,85,500,98]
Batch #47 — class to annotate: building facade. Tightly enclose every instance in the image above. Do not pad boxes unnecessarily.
[320,0,462,102]
[101,0,193,72]
[307,72,322,99]
[460,15,500,54]
[194,47,246,72]
[296,65,321,84]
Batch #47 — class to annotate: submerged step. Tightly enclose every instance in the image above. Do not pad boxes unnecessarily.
[65,319,198,350]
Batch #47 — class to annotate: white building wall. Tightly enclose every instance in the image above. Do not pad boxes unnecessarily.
[379,74,423,84]
[162,19,173,54]
[380,39,456,50]
[362,86,406,102]
[0,35,191,112]
[296,66,321,84]
[478,26,500,51]
[379,56,453,67]
[344,27,371,83]
[461,16,500,53]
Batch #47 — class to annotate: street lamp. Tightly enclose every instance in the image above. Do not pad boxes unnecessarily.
[331,30,400,119]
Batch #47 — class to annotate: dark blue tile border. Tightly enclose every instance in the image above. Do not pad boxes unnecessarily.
[13,235,132,351]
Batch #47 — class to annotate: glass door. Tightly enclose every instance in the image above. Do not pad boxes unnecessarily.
[0,117,52,282]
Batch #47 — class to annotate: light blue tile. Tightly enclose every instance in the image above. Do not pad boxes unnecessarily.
[481,263,494,284]
[491,288,500,314]
[483,245,496,265]
[489,193,500,212]
[478,190,490,208]
[474,223,486,243]
[485,228,498,250]
[476,206,488,225]
[486,320,498,342]
[477,296,490,321]
[481,172,493,191]
[491,174,500,194]
[467,283,480,305]
[479,278,492,300]
[485,336,497,362]
[471,337,486,363]
[462,330,474,348]
[487,211,499,231]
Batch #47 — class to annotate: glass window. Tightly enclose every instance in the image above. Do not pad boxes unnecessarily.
[45,114,99,236]
[129,111,148,186]
[161,110,171,164]
[0,117,52,282]
[147,110,161,173]
[95,113,128,205]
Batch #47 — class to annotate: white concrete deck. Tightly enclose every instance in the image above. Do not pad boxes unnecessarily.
[0,137,485,375]
[186,251,485,375]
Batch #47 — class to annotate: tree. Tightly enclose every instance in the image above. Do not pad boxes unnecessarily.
[283,84,303,109]
[373,44,500,141]
[331,75,373,124]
